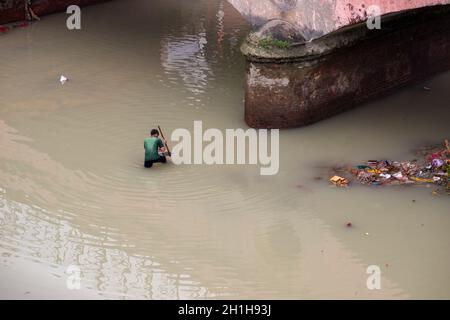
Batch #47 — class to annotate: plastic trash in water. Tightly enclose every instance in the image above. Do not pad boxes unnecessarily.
[327,140,449,193]
[59,75,68,85]
[432,158,444,167]
[392,172,403,180]
[329,175,349,187]
[410,177,434,183]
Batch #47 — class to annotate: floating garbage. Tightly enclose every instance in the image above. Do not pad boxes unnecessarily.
[59,75,68,85]
[0,21,29,34]
[327,139,450,194]
[432,158,444,167]
[329,175,349,187]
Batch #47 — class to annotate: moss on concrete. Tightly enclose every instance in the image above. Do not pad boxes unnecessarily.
[259,37,292,49]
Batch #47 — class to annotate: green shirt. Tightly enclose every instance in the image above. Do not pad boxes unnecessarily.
[144,137,164,161]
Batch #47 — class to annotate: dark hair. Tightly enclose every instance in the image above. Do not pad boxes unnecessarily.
[150,129,159,136]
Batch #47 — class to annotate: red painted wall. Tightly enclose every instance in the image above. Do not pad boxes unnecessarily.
[228,0,450,40]
[0,0,110,25]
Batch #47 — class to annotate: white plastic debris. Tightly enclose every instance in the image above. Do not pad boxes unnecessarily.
[59,75,68,85]
[380,173,391,179]
[393,172,403,180]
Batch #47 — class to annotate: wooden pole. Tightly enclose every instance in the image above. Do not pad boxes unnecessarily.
[158,125,171,156]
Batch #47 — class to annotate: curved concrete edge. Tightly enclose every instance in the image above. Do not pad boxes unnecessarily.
[229,0,450,41]
[241,4,450,63]
[243,4,450,129]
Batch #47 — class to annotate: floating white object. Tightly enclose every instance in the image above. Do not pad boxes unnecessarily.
[60,75,68,85]
[392,172,403,180]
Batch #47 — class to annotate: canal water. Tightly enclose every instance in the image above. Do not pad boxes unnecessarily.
[0,0,449,299]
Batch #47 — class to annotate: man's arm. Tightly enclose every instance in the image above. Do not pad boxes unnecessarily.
[157,138,167,153]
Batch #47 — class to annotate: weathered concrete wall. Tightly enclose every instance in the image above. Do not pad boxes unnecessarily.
[0,0,109,25]
[228,0,450,40]
[243,5,450,128]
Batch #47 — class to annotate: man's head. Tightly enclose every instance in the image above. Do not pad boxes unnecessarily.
[150,129,160,137]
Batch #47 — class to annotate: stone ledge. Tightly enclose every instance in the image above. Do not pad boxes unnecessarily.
[241,4,450,64]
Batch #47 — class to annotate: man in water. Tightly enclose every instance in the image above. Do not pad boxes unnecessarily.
[144,129,168,168]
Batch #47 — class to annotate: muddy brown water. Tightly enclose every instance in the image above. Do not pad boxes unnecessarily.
[0,0,449,299]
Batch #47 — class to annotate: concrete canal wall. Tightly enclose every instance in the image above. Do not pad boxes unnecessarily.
[241,4,450,128]
[228,0,450,40]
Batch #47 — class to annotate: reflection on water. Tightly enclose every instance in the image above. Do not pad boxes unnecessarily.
[161,33,211,95]
[160,0,244,100]
[0,195,215,299]
[0,0,449,299]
